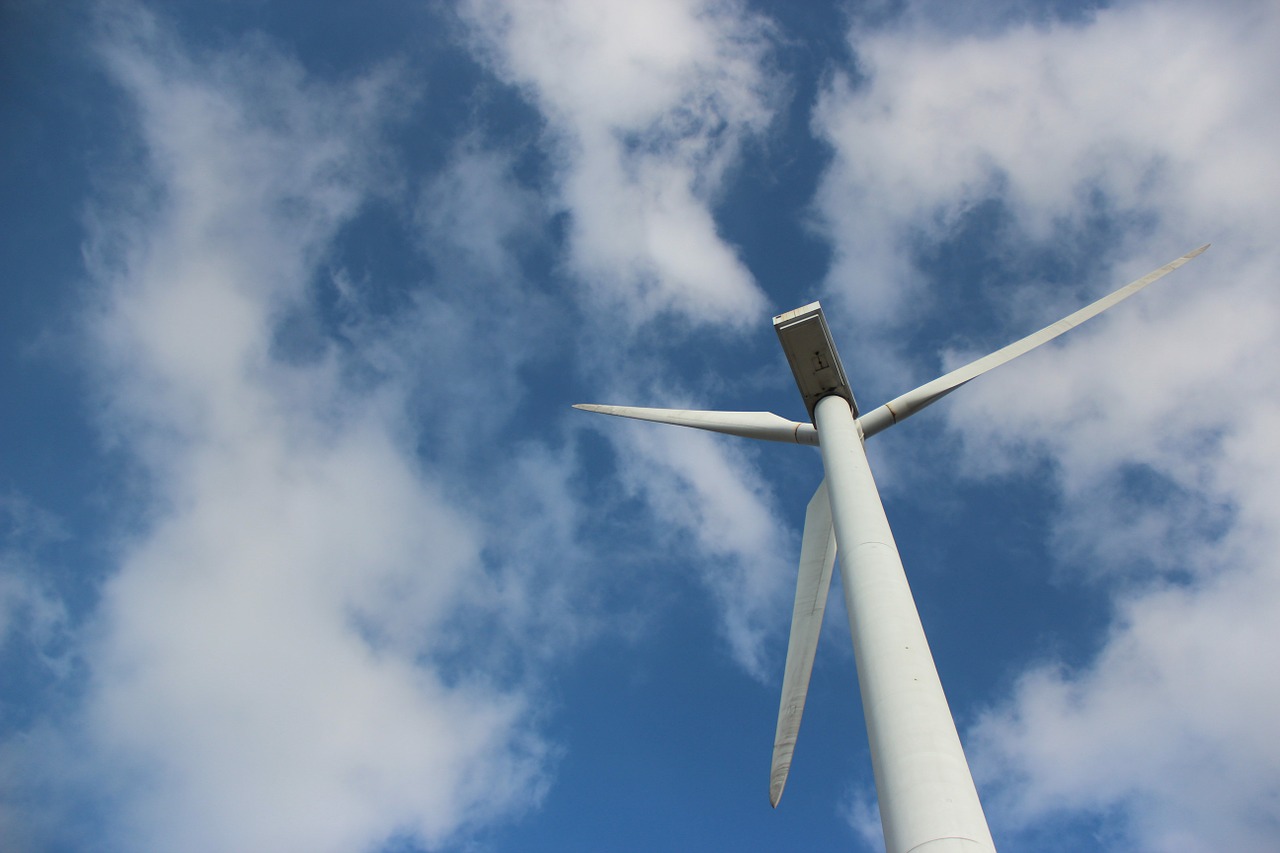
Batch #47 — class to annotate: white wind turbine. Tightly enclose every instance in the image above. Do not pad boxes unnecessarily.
[575,245,1208,853]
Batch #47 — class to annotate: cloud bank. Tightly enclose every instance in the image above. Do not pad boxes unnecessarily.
[2,8,555,851]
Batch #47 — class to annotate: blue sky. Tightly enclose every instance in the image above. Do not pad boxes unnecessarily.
[2,1,1277,851]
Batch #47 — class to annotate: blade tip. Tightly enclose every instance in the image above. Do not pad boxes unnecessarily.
[769,767,788,808]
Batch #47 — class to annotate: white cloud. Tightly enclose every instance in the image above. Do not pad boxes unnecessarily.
[0,492,65,644]
[0,569,67,666]
[839,783,886,853]
[460,0,776,326]
[815,1,1280,849]
[813,0,1279,388]
[972,560,1280,851]
[84,437,546,851]
[610,420,793,679]
[418,137,541,283]
[454,0,803,681]
[0,7,562,851]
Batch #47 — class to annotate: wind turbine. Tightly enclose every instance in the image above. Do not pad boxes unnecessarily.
[575,245,1208,853]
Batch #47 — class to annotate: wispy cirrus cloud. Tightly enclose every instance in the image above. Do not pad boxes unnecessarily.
[0,493,70,666]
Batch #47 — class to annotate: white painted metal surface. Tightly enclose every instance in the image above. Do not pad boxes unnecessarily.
[816,394,994,853]
[773,302,858,421]
[771,479,837,806]
[571,404,818,445]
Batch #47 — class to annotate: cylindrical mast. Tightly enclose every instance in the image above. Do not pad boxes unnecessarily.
[814,394,995,853]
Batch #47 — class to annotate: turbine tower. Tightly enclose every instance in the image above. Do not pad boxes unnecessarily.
[575,245,1208,853]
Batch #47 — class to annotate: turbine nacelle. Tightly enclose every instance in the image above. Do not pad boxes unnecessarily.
[773,301,858,422]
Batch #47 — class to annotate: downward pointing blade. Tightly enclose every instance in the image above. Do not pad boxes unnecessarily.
[857,243,1210,438]
[770,479,837,807]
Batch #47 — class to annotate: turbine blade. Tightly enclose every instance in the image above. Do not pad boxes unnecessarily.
[770,479,837,807]
[857,244,1211,439]
[572,404,818,445]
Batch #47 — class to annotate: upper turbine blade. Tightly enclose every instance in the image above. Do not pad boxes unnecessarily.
[770,479,838,807]
[856,244,1210,439]
[572,404,818,445]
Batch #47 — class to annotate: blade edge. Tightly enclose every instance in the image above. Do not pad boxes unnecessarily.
[574,404,818,445]
[770,479,838,807]
[858,244,1210,438]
